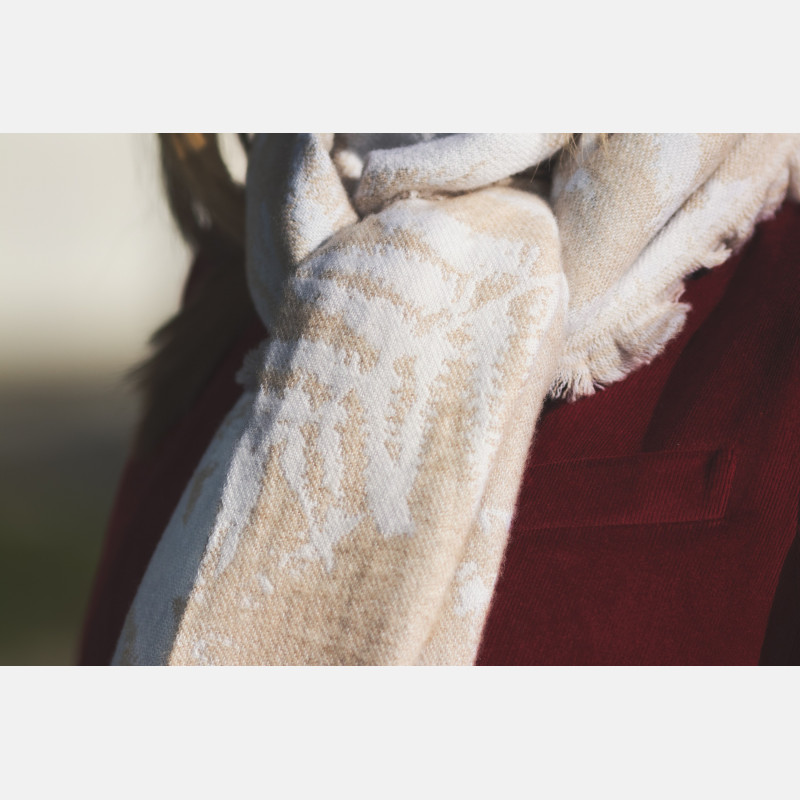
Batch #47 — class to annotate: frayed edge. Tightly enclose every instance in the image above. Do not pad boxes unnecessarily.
[550,141,800,402]
[549,292,691,401]
[548,176,795,403]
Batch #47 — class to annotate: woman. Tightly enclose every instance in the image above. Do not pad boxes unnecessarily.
[80,133,800,665]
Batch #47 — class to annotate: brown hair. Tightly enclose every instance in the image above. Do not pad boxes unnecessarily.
[130,133,255,456]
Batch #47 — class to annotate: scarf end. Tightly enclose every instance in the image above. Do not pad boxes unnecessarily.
[548,286,692,401]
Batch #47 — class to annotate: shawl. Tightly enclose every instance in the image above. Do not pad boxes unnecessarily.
[114,133,800,665]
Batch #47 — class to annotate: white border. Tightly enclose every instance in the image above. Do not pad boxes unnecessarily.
[1,666,797,798]
[3,1,799,131]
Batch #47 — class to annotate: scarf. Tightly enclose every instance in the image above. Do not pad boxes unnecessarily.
[114,133,800,665]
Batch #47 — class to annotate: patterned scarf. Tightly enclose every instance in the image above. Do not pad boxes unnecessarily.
[114,133,800,665]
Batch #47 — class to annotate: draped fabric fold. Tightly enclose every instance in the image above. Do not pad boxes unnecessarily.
[114,133,800,665]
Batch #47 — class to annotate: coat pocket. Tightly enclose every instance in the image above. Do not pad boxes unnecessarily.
[515,446,737,530]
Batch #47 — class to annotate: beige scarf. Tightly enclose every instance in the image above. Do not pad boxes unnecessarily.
[114,133,800,665]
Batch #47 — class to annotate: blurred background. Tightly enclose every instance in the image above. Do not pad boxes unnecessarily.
[0,134,246,664]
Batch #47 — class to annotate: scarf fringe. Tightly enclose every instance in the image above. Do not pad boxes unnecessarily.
[549,245,737,401]
[550,290,689,400]
[550,145,800,403]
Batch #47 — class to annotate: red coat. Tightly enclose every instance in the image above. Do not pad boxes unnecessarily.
[79,201,800,665]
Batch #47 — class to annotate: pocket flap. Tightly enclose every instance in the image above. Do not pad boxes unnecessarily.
[515,447,737,530]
